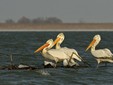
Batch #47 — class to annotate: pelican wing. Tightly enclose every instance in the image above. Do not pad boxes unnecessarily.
[92,48,113,58]
[47,49,68,60]
[59,47,82,61]
[104,48,113,57]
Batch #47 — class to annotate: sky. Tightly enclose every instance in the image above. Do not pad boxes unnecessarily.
[0,0,113,23]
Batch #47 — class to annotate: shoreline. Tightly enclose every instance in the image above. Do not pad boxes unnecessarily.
[0,28,112,31]
[0,23,113,31]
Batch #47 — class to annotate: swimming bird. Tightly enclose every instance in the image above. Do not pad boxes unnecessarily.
[86,34,113,68]
[53,33,85,67]
[34,39,70,67]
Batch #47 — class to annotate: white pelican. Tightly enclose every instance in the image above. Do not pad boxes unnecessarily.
[53,33,85,67]
[86,34,113,68]
[34,39,70,67]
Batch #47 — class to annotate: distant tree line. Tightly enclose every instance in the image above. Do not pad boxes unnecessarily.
[5,16,63,24]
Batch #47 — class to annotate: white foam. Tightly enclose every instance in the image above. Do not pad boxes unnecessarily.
[36,70,50,76]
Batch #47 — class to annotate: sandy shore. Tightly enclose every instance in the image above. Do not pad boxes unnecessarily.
[0,23,113,31]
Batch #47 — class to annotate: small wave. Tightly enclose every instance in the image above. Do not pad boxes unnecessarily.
[36,70,50,76]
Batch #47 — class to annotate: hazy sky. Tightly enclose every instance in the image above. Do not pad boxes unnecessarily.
[0,0,113,23]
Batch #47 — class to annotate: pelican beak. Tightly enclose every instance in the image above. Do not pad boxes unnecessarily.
[53,37,61,45]
[86,39,96,51]
[34,43,49,53]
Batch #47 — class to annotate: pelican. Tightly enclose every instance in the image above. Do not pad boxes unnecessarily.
[34,39,70,67]
[86,34,113,68]
[54,33,85,67]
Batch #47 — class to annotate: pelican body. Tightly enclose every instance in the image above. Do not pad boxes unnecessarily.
[86,34,113,67]
[34,39,70,67]
[54,33,83,66]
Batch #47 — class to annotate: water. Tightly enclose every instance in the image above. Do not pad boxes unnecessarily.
[0,31,113,85]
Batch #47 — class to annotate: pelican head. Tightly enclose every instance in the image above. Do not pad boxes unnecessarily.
[86,34,101,51]
[54,33,65,45]
[34,39,53,53]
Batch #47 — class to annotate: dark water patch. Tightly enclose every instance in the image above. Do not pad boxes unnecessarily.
[0,31,113,85]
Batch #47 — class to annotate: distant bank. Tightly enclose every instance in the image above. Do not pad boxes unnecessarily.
[0,23,113,31]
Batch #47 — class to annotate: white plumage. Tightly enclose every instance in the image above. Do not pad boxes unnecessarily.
[34,39,70,67]
[54,33,83,66]
[86,34,113,67]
